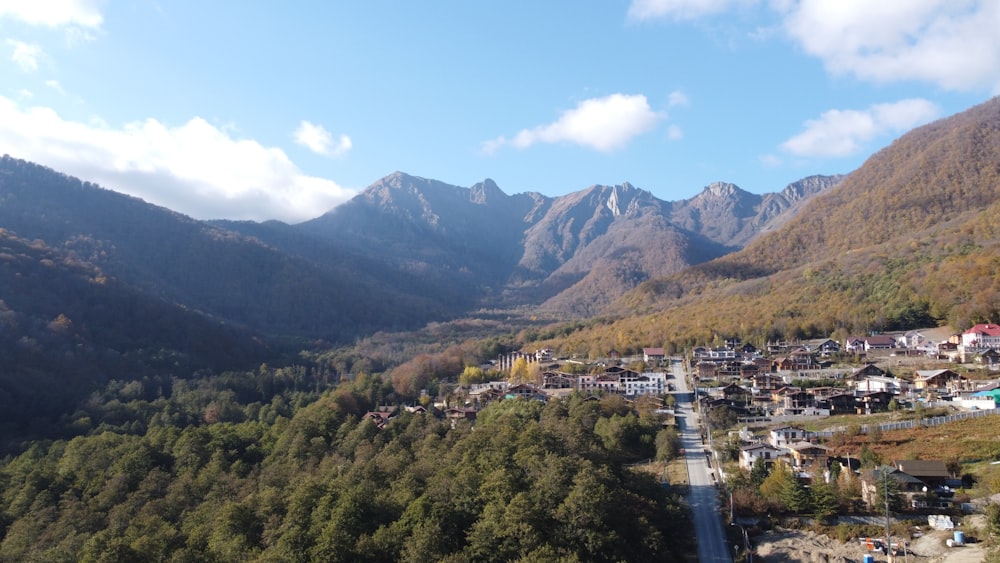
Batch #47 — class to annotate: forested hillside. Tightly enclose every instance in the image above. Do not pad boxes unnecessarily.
[0,156,455,343]
[0,369,690,562]
[736,96,1000,269]
[523,96,1000,356]
[0,228,268,445]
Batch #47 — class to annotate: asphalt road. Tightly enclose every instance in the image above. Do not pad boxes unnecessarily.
[671,359,734,562]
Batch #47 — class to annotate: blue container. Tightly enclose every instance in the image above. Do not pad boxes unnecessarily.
[954,531,965,545]
[863,555,875,563]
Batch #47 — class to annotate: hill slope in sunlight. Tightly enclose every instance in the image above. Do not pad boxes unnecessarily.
[535,96,1000,356]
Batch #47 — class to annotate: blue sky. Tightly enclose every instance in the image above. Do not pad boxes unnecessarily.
[0,1,997,222]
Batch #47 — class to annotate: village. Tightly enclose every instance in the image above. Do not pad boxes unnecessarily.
[357,323,1000,561]
[439,322,1000,421]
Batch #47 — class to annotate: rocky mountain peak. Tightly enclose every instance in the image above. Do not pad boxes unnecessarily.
[469,178,506,204]
[600,182,648,216]
[780,174,845,202]
[380,171,416,188]
[703,181,743,199]
[606,184,624,216]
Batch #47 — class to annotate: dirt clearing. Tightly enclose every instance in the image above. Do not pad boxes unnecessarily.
[752,518,987,562]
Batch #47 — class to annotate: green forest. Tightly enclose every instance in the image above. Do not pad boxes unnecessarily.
[0,367,691,562]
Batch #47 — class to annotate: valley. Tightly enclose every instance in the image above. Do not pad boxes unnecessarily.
[2,96,1000,561]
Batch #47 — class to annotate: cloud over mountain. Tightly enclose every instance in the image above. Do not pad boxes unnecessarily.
[294,120,352,157]
[0,97,356,222]
[483,93,665,154]
[781,99,941,157]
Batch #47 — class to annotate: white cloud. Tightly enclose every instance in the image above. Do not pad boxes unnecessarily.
[668,90,689,107]
[627,0,755,21]
[7,39,42,71]
[781,99,940,157]
[0,0,104,28]
[628,1,1000,92]
[293,120,352,157]
[780,0,1000,92]
[45,80,66,95]
[483,93,664,154]
[667,124,683,140]
[0,97,356,222]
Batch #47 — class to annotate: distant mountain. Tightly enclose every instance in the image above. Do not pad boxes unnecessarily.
[298,172,544,307]
[299,173,839,316]
[613,96,1000,343]
[668,175,844,248]
[735,96,1000,270]
[515,183,731,316]
[0,154,839,349]
[0,156,457,343]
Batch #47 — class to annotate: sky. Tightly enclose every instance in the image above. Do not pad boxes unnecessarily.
[0,1,998,223]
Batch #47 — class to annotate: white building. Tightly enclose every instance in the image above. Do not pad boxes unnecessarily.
[577,368,666,396]
[740,443,783,470]
[625,372,666,396]
[962,324,1000,350]
[855,376,904,394]
[769,425,811,449]
[469,381,508,395]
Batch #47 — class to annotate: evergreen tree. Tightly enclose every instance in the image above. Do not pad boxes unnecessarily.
[810,481,838,521]
[759,462,792,506]
[871,468,903,512]
[859,444,883,468]
[779,470,811,514]
[750,458,770,489]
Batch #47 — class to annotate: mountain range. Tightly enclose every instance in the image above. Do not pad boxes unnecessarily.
[291,171,840,316]
[3,94,1000,430]
[0,154,839,347]
[583,95,1000,354]
[0,150,842,424]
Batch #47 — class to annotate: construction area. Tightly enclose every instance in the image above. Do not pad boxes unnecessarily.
[750,515,986,562]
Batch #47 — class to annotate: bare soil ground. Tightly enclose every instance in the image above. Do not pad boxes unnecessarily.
[753,517,988,563]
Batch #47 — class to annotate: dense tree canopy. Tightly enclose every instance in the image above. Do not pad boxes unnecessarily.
[0,371,691,562]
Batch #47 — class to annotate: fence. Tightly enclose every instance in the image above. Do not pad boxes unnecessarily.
[812,407,999,438]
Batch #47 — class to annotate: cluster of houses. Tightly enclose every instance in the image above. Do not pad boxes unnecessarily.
[864,460,960,510]
[738,425,831,476]
[695,327,1000,417]
[844,323,1000,365]
[483,347,672,400]
[696,324,1000,373]
[483,325,1000,416]
[362,349,675,429]
[362,375,671,430]
[737,425,960,510]
[699,364,1000,418]
[469,363,669,403]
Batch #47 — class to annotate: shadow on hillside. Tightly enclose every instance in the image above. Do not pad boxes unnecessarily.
[689,258,778,281]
